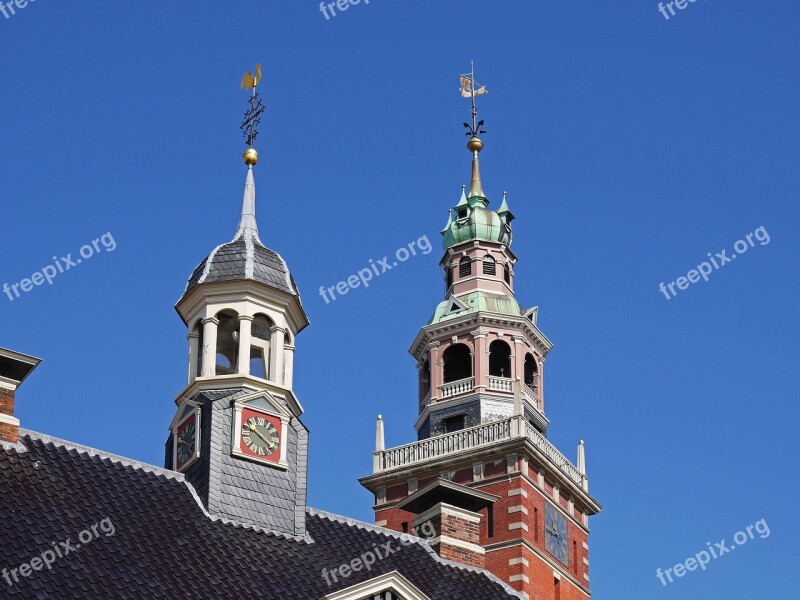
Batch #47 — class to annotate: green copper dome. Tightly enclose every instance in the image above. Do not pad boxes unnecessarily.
[441,190,514,250]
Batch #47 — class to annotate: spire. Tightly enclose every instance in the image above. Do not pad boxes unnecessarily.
[234,166,259,241]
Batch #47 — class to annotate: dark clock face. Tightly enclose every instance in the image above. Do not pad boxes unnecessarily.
[175,413,198,471]
[240,413,280,458]
[544,503,569,566]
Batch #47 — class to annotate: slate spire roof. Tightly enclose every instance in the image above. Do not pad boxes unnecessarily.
[0,431,520,599]
[180,165,299,301]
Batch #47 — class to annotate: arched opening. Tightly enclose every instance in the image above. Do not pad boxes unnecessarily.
[504,264,511,285]
[445,265,453,291]
[249,314,272,379]
[482,255,496,276]
[442,344,472,383]
[215,311,239,375]
[524,353,539,392]
[194,320,203,378]
[459,259,472,278]
[489,340,511,378]
[419,359,431,398]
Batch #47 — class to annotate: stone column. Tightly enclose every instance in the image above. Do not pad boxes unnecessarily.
[513,336,525,382]
[201,317,219,377]
[237,315,253,375]
[471,330,488,392]
[270,325,286,385]
[284,343,296,388]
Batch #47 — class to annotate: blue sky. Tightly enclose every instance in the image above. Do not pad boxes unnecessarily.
[1,1,798,597]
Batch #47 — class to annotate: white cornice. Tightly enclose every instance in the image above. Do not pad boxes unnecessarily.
[173,374,304,417]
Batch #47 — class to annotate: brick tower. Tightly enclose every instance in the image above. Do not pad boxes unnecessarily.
[360,72,602,599]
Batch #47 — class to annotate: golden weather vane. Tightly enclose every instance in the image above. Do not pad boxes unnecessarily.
[240,63,265,166]
[459,60,488,138]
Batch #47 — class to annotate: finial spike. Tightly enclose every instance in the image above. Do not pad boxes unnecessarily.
[375,415,385,452]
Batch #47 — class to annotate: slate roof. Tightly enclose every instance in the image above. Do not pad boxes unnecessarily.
[181,237,299,302]
[0,432,520,599]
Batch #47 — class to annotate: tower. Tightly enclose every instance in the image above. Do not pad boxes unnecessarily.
[360,68,602,599]
[165,66,310,538]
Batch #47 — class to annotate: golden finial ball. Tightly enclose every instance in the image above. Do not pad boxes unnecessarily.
[243,147,259,166]
[467,136,484,153]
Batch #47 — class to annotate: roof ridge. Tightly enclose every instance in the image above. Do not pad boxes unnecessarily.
[306,507,524,598]
[19,428,184,481]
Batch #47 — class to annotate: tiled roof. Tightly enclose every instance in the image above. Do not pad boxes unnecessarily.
[0,432,519,599]
[181,237,298,302]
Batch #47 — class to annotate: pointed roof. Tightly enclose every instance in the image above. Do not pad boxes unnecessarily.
[179,166,300,303]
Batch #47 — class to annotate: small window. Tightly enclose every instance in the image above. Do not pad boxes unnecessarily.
[250,347,267,379]
[457,207,468,219]
[504,264,511,284]
[445,266,453,290]
[459,260,472,277]
[482,256,496,275]
[443,415,466,433]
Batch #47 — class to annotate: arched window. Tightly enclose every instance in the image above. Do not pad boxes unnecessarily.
[524,353,539,391]
[420,359,431,397]
[489,340,511,377]
[442,344,472,383]
[194,320,203,377]
[459,259,472,278]
[216,311,239,375]
[482,255,496,275]
[249,314,272,379]
[445,266,453,291]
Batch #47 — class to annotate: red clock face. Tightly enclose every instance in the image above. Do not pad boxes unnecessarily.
[175,412,198,471]
[239,408,282,462]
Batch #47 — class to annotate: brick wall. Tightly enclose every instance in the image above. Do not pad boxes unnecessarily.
[0,387,14,416]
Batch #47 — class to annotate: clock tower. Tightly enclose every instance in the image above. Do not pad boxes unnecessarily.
[165,70,310,538]
[360,70,602,599]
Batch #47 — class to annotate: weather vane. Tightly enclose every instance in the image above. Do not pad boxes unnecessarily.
[459,61,488,138]
[240,63,264,166]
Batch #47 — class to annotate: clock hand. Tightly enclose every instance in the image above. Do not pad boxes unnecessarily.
[249,423,275,447]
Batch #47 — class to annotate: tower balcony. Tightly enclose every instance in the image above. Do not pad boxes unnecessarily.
[437,375,542,412]
[372,415,588,492]
[438,376,474,398]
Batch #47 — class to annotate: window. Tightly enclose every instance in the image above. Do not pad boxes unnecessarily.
[195,321,204,377]
[250,315,272,380]
[489,340,511,377]
[459,259,472,277]
[215,312,239,375]
[419,360,430,397]
[482,255,496,275]
[445,266,453,291]
[524,353,539,391]
[456,207,468,219]
[442,344,472,383]
[443,415,466,433]
[503,264,511,284]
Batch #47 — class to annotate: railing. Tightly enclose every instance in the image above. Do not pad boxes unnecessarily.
[488,376,513,392]
[374,415,588,490]
[522,383,542,410]
[379,419,511,471]
[523,420,585,488]
[438,377,474,398]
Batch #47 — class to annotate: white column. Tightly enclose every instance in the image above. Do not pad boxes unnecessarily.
[283,343,296,388]
[201,317,219,377]
[270,325,286,385]
[237,315,253,375]
[187,330,199,384]
[375,415,385,452]
[578,440,589,491]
